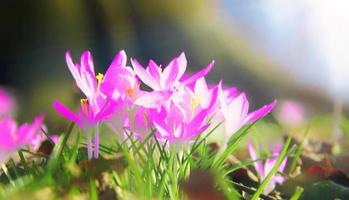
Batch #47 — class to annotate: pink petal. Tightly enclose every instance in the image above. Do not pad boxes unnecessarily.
[132,58,159,89]
[147,59,161,81]
[161,58,179,89]
[194,77,216,109]
[176,52,187,81]
[94,98,116,122]
[53,100,84,129]
[243,100,277,124]
[110,50,127,68]
[221,93,249,135]
[248,143,265,178]
[187,110,208,134]
[153,121,170,138]
[80,51,95,75]
[181,61,214,86]
[66,51,97,100]
[134,90,172,108]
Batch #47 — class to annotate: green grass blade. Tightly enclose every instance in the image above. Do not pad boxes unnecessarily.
[288,118,314,173]
[290,186,304,200]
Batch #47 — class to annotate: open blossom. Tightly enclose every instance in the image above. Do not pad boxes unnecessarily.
[248,143,287,194]
[208,82,276,147]
[56,50,131,159]
[54,98,115,131]
[55,49,277,153]
[149,102,209,144]
[131,52,214,91]
[275,100,306,125]
[0,115,44,163]
[0,88,15,117]
[172,77,218,120]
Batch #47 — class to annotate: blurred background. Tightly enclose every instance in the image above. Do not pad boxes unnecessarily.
[1,0,348,141]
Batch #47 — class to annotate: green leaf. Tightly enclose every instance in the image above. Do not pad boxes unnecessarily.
[300,181,349,200]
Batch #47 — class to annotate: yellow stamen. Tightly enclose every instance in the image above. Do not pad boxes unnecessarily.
[96,73,104,91]
[96,73,104,85]
[190,95,201,111]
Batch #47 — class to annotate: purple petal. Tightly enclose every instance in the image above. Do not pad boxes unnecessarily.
[53,100,84,129]
[181,61,214,86]
[80,51,95,75]
[161,58,179,89]
[243,100,277,124]
[132,58,159,89]
[134,90,172,108]
[221,93,249,135]
[110,50,127,68]
[176,52,187,81]
[94,98,116,122]
[248,143,265,178]
[153,121,171,138]
[187,110,208,134]
[147,59,161,81]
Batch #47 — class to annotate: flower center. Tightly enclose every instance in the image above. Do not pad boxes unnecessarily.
[190,95,201,114]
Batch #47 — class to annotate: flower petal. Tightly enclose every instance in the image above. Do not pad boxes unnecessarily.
[161,58,179,89]
[132,58,159,90]
[181,60,214,85]
[53,100,84,128]
[110,50,127,68]
[243,100,277,124]
[134,90,172,108]
[176,52,187,81]
[248,143,265,178]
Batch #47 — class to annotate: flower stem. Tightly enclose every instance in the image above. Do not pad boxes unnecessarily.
[87,137,93,159]
[94,124,100,159]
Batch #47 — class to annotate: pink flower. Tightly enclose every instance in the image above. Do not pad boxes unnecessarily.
[100,52,172,108]
[53,98,115,131]
[178,77,218,117]
[124,106,152,140]
[54,98,116,159]
[0,88,15,117]
[0,115,44,163]
[275,100,306,125]
[208,83,276,146]
[248,143,287,194]
[65,51,99,102]
[131,53,214,91]
[149,102,209,143]
[58,50,129,159]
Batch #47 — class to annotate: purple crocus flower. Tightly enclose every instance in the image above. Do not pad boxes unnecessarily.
[101,52,172,108]
[149,102,209,144]
[208,82,276,147]
[248,143,287,194]
[54,98,115,159]
[0,115,44,164]
[57,50,172,157]
[172,77,218,120]
[131,53,214,91]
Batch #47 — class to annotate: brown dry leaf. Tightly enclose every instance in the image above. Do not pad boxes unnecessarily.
[37,140,55,157]
[181,170,225,200]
